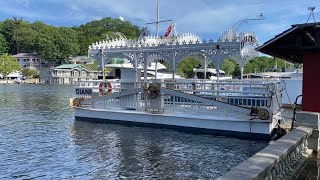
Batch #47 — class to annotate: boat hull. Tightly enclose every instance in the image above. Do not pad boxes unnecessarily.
[74,107,277,140]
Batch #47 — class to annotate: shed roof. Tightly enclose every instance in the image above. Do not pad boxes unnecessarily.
[54,64,99,71]
[256,22,320,64]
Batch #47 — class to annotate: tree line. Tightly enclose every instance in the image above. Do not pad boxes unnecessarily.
[0,17,141,64]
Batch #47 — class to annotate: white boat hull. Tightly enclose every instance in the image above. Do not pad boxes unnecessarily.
[75,107,278,140]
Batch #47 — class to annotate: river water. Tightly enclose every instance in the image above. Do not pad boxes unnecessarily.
[0,84,269,179]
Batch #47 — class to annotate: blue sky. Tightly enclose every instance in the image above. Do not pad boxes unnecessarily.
[0,0,319,44]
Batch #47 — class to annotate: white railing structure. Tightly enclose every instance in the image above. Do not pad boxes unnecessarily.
[217,127,312,180]
[74,80,283,121]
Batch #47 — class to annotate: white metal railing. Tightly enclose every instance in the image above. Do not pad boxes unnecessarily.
[75,80,283,115]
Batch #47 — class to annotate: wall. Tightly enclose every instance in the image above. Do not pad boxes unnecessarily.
[303,53,320,112]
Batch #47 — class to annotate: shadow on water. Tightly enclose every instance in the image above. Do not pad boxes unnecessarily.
[0,84,268,179]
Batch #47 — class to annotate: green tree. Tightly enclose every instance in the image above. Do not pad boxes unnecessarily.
[0,34,8,54]
[74,17,140,55]
[177,57,201,78]
[243,56,289,74]
[0,53,21,77]
[221,58,236,76]
[54,27,80,63]
[22,68,38,78]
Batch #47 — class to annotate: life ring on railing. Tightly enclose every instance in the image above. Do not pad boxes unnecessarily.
[99,82,112,95]
[148,86,159,99]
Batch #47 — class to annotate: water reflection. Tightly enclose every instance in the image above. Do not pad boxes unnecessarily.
[70,121,267,179]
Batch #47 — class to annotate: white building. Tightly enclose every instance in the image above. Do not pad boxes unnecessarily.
[53,64,100,84]
[13,53,43,69]
[70,56,95,64]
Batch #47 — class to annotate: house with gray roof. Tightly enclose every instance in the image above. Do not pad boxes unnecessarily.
[13,53,43,69]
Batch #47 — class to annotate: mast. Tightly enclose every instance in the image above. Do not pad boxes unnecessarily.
[156,0,160,37]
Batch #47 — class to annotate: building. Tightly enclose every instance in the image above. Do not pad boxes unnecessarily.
[53,64,100,84]
[39,68,54,84]
[70,56,95,64]
[13,53,44,69]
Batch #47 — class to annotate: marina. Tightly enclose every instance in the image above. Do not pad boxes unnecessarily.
[0,84,268,179]
[1,0,320,179]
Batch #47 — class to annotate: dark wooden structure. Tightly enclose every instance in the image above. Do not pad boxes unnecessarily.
[257,22,320,112]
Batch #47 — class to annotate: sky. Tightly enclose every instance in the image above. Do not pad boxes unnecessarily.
[0,0,319,44]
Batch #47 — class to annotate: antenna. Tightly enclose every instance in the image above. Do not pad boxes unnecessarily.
[306,6,316,23]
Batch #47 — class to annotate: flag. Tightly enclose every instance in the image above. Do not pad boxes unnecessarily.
[164,24,173,38]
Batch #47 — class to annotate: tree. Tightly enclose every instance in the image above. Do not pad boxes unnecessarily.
[243,56,289,74]
[54,27,80,62]
[22,68,38,78]
[0,54,21,77]
[221,58,236,76]
[74,17,141,55]
[0,34,8,54]
[177,57,201,78]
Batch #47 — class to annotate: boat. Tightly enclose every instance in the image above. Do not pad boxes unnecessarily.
[71,14,284,140]
[193,68,232,80]
[72,59,284,140]
[143,62,184,80]
[241,69,303,106]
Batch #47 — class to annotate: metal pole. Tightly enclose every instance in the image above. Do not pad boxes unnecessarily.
[216,45,220,98]
[156,0,160,37]
[155,61,158,79]
[217,45,220,83]
[100,49,105,82]
[204,55,206,90]
[134,52,138,86]
[143,53,148,82]
[241,66,244,80]
[172,51,175,82]
[143,53,148,111]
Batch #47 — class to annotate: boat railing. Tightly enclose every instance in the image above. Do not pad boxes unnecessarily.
[75,79,283,114]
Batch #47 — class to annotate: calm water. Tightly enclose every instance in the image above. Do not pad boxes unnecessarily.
[0,84,268,179]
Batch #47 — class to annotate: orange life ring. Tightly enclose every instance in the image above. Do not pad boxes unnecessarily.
[99,82,112,95]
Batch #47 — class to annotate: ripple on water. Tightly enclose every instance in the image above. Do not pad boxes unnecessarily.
[0,84,268,179]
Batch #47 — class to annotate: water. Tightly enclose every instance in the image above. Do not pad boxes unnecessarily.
[0,84,268,179]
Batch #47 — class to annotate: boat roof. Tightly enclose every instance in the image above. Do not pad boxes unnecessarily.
[193,68,226,74]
